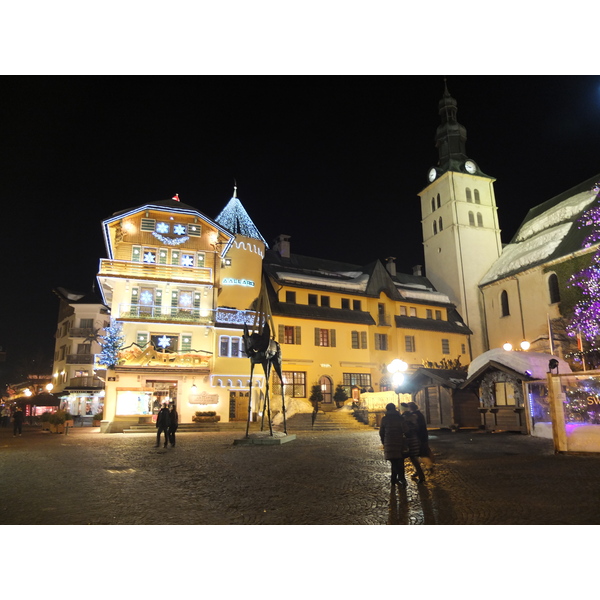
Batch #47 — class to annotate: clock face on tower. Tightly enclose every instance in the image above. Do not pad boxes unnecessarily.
[464,160,477,174]
[428,168,437,182]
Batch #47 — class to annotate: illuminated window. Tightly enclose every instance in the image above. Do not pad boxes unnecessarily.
[274,371,306,397]
[279,325,301,345]
[315,328,336,347]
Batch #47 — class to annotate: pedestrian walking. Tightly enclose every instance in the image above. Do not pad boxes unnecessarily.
[1,405,9,427]
[12,406,24,437]
[155,403,170,448]
[168,403,178,447]
[400,404,426,483]
[379,403,409,486]
[405,401,434,474]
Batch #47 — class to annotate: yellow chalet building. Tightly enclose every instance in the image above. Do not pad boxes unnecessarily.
[263,235,472,407]
[96,192,266,432]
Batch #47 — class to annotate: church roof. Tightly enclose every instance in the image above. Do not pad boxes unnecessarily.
[480,174,600,286]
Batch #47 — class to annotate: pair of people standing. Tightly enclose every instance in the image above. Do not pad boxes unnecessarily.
[379,402,428,486]
[155,403,178,448]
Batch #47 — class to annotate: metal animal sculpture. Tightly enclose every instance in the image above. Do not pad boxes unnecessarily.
[243,322,286,437]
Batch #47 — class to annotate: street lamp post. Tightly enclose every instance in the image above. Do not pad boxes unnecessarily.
[387,359,408,407]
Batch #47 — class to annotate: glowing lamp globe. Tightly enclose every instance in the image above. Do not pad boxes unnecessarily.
[503,342,513,351]
[520,340,530,351]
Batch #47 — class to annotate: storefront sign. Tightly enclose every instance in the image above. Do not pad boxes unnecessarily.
[189,391,220,405]
[222,278,255,287]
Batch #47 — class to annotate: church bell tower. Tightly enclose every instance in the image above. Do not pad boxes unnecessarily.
[419,81,503,359]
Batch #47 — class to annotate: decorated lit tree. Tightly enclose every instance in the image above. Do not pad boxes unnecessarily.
[567,184,600,354]
[98,320,124,368]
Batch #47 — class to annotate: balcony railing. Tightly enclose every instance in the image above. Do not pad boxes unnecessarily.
[66,354,95,365]
[68,376,104,389]
[98,259,213,284]
[69,327,94,338]
[116,304,214,325]
[377,315,391,326]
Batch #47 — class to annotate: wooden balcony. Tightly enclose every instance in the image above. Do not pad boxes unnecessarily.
[98,259,214,285]
[116,304,214,325]
[69,327,94,338]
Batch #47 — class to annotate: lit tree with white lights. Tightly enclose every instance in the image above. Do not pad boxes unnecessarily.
[567,185,600,355]
[98,320,124,368]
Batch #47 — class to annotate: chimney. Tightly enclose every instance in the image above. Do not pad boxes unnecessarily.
[273,234,291,258]
[385,257,396,277]
[412,264,423,276]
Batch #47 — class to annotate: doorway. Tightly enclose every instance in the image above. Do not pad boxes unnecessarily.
[319,375,333,405]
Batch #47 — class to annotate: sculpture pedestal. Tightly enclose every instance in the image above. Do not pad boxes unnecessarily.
[233,431,297,445]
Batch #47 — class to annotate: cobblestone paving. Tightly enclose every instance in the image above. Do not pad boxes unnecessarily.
[2,425,600,525]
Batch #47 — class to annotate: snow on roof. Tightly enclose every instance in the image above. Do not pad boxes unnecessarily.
[467,348,572,380]
[275,271,370,291]
[480,188,598,286]
[396,286,451,304]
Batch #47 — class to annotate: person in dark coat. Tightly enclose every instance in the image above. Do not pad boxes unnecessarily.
[12,406,24,437]
[155,403,170,448]
[168,403,178,448]
[406,401,434,473]
[401,404,426,483]
[379,403,409,486]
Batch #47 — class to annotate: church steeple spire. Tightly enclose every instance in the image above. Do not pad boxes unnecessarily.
[435,79,468,172]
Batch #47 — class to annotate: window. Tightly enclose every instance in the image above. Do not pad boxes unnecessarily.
[435,310,442,320]
[439,217,443,231]
[315,328,336,347]
[80,318,93,329]
[461,344,466,355]
[181,253,194,268]
[500,290,510,317]
[353,300,362,311]
[374,333,388,351]
[474,189,481,204]
[437,194,441,208]
[321,296,330,307]
[468,211,475,226]
[341,298,350,310]
[274,371,306,397]
[477,212,483,227]
[433,220,437,235]
[442,339,450,354]
[351,331,368,349]
[308,294,318,306]
[151,334,178,352]
[279,325,301,345]
[494,382,517,406]
[142,248,157,264]
[400,306,407,316]
[431,198,435,213]
[219,336,245,357]
[181,334,192,352]
[409,307,417,317]
[77,343,91,355]
[426,309,433,319]
[343,373,372,390]
[196,253,205,268]
[285,291,296,303]
[405,335,416,352]
[466,188,472,203]
[548,273,560,304]
[171,250,180,265]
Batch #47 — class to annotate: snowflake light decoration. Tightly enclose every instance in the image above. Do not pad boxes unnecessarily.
[181,254,194,267]
[157,335,171,349]
[140,290,153,305]
[179,292,193,307]
[156,222,170,234]
[174,224,186,235]
[143,252,156,263]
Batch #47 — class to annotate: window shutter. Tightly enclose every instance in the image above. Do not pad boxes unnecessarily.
[351,331,359,349]
[155,289,162,316]
[141,218,155,231]
[181,334,192,352]
[330,329,336,347]
[136,332,149,347]
[295,326,301,345]
[132,246,141,262]
[194,292,201,318]
[130,288,139,317]
[375,334,380,351]
[171,250,180,265]
[314,328,320,346]
[171,290,179,317]
[188,223,201,237]
[278,325,285,342]
[158,249,168,265]
[361,331,367,349]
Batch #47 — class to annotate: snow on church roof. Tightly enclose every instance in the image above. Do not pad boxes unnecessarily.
[480,184,599,286]
[214,192,267,245]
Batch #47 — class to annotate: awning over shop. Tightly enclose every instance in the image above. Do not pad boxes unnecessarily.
[16,393,60,407]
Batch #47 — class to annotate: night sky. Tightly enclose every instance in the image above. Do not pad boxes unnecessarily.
[2,75,600,387]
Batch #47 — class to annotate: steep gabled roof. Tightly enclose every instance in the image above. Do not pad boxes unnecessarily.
[214,194,267,245]
[481,175,600,286]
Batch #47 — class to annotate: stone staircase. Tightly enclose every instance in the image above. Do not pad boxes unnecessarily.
[281,409,374,432]
[122,410,372,434]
